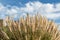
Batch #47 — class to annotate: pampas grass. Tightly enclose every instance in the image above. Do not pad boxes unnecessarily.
[0,13,60,40]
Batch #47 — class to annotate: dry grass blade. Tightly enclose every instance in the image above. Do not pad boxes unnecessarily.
[0,13,60,40]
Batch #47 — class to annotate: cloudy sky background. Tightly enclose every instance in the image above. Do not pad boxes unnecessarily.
[0,0,60,28]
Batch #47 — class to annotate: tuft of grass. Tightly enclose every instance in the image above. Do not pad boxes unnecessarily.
[0,13,60,40]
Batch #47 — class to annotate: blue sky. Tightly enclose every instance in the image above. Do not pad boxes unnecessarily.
[0,0,60,26]
[0,0,60,6]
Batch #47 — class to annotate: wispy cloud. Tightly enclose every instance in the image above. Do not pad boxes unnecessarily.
[0,1,60,20]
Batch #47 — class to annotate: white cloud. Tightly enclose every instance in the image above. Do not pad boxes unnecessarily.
[0,4,18,19]
[0,1,60,20]
[45,13,60,19]
[19,2,60,19]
